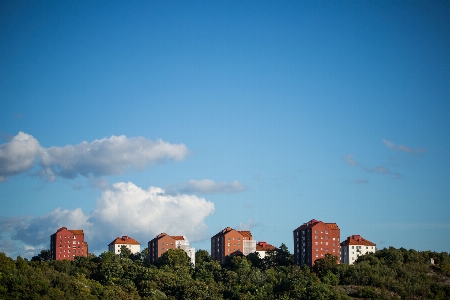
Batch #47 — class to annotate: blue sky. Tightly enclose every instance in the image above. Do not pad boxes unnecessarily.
[1,1,449,258]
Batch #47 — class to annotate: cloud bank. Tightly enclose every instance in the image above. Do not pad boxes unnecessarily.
[0,132,189,181]
[1,181,214,256]
[181,179,246,194]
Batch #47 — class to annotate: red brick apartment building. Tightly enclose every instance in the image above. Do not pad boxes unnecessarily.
[211,227,256,262]
[50,227,88,260]
[293,219,340,267]
[148,233,195,265]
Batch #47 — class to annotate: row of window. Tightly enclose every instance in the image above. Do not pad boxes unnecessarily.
[59,235,78,239]
[351,246,374,250]
[59,249,83,253]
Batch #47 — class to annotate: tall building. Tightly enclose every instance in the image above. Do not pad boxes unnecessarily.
[293,219,340,267]
[148,233,195,266]
[340,235,376,264]
[50,227,88,260]
[255,241,277,259]
[211,227,256,262]
[108,236,141,255]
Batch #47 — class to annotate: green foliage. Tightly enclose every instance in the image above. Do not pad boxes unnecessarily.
[119,245,133,259]
[1,247,449,299]
[31,249,52,262]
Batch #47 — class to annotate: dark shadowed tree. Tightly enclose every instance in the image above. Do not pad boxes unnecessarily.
[31,249,52,262]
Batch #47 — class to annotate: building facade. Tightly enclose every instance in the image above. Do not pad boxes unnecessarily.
[340,235,376,264]
[211,227,256,262]
[50,227,88,260]
[108,236,141,255]
[293,219,340,267]
[148,233,195,266]
[255,241,277,259]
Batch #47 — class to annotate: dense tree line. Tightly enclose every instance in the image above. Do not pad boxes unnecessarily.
[1,245,449,299]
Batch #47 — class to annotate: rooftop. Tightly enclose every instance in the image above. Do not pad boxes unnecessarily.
[109,235,140,245]
[341,235,376,246]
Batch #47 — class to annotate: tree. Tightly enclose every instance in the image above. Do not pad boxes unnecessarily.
[312,253,339,278]
[31,249,52,262]
[157,248,191,270]
[264,243,294,268]
[195,249,211,265]
[119,245,132,259]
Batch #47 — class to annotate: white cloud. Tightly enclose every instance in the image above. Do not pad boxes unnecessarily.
[382,139,426,155]
[0,132,190,181]
[181,179,246,194]
[236,219,261,231]
[343,154,359,167]
[12,208,91,246]
[2,182,215,255]
[0,132,42,181]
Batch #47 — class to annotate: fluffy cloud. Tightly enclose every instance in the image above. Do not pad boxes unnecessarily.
[0,132,42,181]
[1,182,215,255]
[12,208,91,246]
[0,132,189,181]
[181,179,246,194]
[382,139,426,155]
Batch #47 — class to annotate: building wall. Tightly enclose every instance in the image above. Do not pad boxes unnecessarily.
[109,243,141,255]
[50,227,87,261]
[148,234,177,264]
[294,220,340,267]
[211,228,257,262]
[341,244,376,264]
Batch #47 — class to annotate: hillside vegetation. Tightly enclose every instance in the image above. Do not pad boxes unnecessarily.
[1,246,449,299]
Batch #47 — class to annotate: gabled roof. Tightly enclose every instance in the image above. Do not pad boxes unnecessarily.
[256,241,277,251]
[294,219,340,231]
[69,230,84,235]
[341,235,376,247]
[109,236,140,246]
[325,223,339,230]
[238,231,252,238]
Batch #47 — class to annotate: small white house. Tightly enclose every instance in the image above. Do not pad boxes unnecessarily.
[255,241,277,259]
[340,235,376,264]
[108,236,141,255]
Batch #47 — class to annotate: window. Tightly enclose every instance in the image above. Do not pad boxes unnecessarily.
[325,230,328,234]
[316,248,318,251]
[352,246,354,249]
[315,242,318,245]
[228,243,230,246]
[325,236,328,240]
[366,247,368,249]
[326,248,328,252]
[315,230,318,233]
[228,238,231,240]
[315,236,318,240]
[326,242,328,245]
[238,237,240,240]
[316,254,318,257]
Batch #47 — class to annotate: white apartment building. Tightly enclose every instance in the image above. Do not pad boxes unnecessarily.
[108,236,141,255]
[340,235,376,264]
